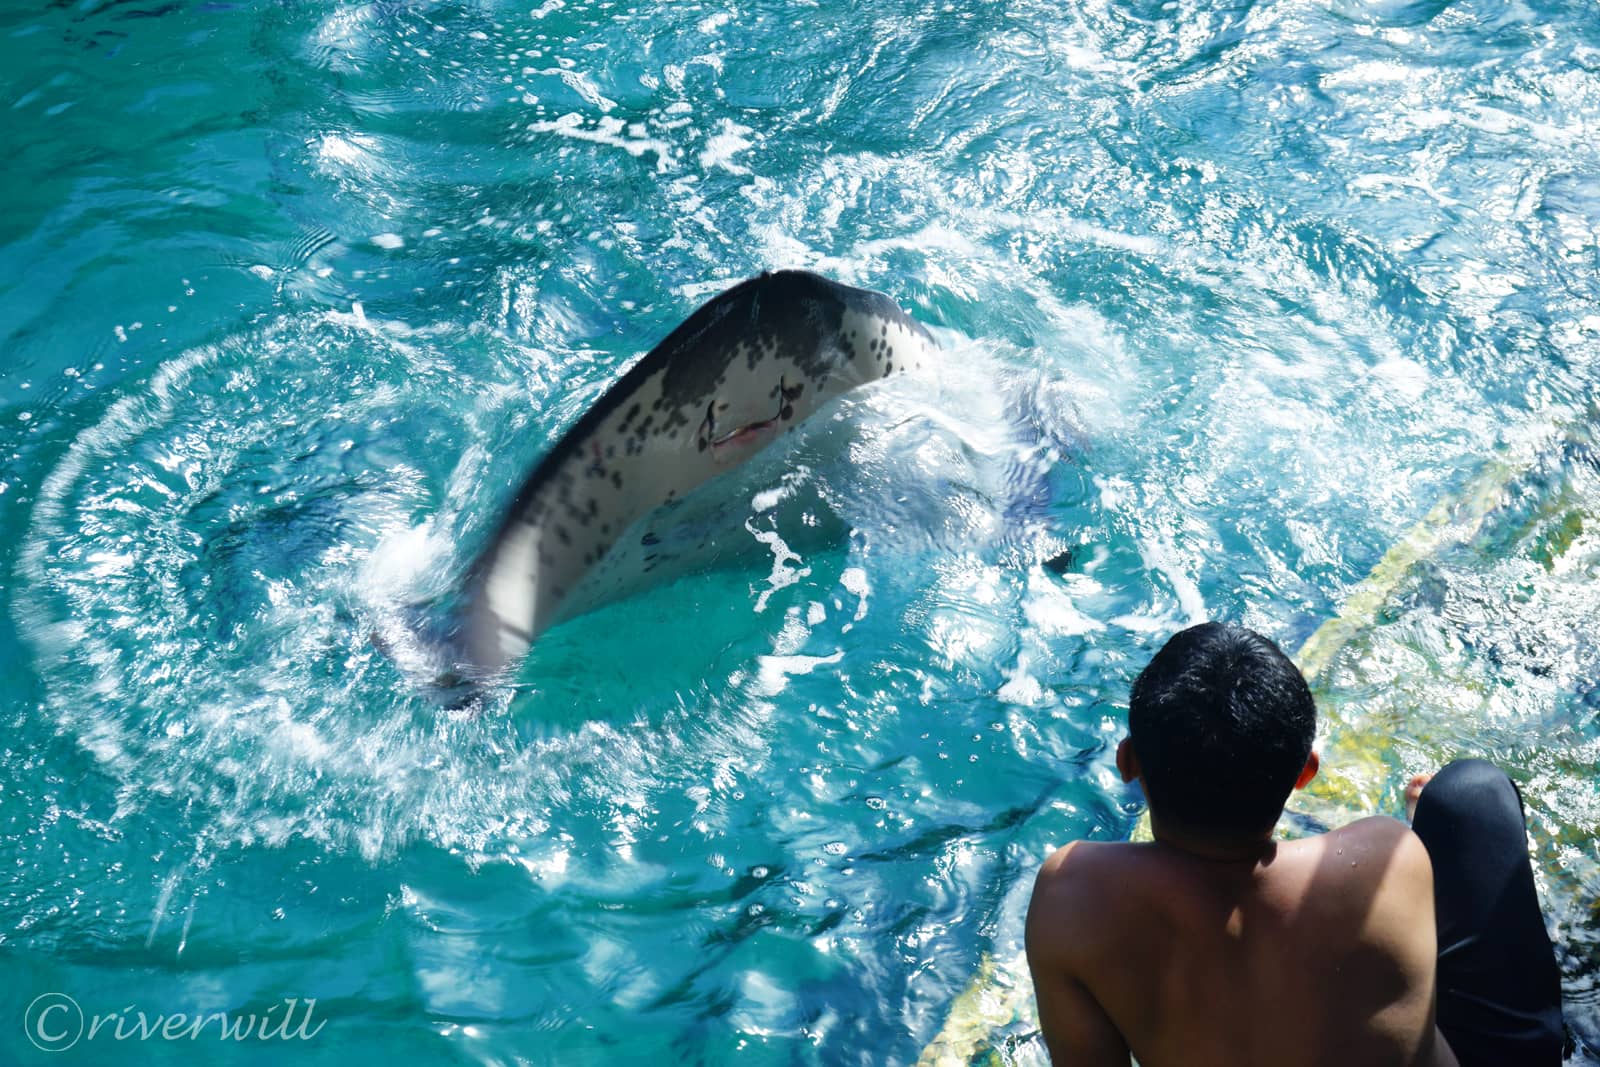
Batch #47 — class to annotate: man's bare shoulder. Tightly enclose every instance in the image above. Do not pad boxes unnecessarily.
[1305,816,1436,937]
[1324,813,1423,849]
[1034,839,1153,895]
[1313,816,1434,895]
[1028,819,1433,936]
[1028,840,1156,956]
[1032,820,1432,920]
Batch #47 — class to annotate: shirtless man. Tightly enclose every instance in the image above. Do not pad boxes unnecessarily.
[1026,622,1564,1067]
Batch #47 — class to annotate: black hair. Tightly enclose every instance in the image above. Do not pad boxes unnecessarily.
[1128,622,1316,838]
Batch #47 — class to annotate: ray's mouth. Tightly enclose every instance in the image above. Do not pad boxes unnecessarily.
[710,416,779,449]
[698,376,803,454]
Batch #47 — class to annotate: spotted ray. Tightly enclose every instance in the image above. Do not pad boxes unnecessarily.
[463,269,937,671]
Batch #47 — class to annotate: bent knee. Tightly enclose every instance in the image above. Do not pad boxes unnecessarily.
[1427,759,1519,808]
[1413,759,1526,842]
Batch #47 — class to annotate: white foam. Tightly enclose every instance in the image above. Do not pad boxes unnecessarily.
[748,519,808,613]
[753,650,844,698]
[1370,357,1430,403]
[526,113,673,170]
[699,119,754,175]
[839,567,870,621]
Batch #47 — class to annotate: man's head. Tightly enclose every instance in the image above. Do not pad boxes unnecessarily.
[1121,622,1318,840]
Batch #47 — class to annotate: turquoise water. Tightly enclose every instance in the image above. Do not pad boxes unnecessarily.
[3,0,1599,1062]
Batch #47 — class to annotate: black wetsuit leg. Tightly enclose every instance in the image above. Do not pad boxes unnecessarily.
[1409,758,1565,1066]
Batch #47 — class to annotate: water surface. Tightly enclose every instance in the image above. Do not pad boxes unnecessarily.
[2,0,1598,1062]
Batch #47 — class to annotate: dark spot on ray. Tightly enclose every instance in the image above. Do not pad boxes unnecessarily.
[642,532,660,546]
[556,527,571,545]
[885,362,893,373]
[781,404,794,420]
[611,472,623,488]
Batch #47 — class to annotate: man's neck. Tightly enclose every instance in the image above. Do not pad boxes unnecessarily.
[1149,815,1278,864]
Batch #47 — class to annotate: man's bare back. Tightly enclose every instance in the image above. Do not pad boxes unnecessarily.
[1026,814,1460,1067]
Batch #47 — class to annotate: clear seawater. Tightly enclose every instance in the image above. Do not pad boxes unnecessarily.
[2,0,1598,1063]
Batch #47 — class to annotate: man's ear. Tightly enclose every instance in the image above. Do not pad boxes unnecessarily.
[1293,749,1320,790]
[1116,737,1140,784]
